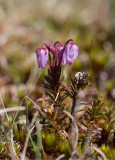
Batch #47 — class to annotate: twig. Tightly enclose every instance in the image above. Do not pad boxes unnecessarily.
[0,93,10,123]
[64,110,79,149]
[26,69,42,96]
[25,70,42,126]
[11,96,27,128]
[0,93,19,159]
[12,71,42,128]
[71,94,77,117]
[12,95,43,128]
[21,112,38,160]
[36,120,42,160]
[25,96,44,114]
[55,154,65,160]
[68,92,77,136]
[63,110,82,159]
[91,144,107,160]
[25,98,29,126]
[83,127,92,157]
[69,92,79,148]
[0,106,26,115]
[51,92,59,109]
[36,96,50,102]
[9,129,19,160]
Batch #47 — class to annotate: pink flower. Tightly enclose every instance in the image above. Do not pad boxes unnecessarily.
[58,41,79,65]
[66,43,79,65]
[58,47,66,65]
[35,40,79,69]
[36,46,49,68]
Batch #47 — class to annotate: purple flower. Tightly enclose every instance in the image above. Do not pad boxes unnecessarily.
[36,46,49,68]
[35,40,79,69]
[58,41,79,65]
[66,43,79,65]
[46,45,58,55]
[58,47,66,65]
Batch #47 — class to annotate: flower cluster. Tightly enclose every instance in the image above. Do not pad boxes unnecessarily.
[35,39,79,69]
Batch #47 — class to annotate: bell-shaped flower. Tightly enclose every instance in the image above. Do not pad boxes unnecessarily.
[36,47,49,68]
[58,41,79,65]
[66,43,79,65]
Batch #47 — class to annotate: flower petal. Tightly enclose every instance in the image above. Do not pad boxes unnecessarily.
[36,48,49,68]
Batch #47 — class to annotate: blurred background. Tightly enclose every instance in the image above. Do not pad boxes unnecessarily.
[0,0,115,108]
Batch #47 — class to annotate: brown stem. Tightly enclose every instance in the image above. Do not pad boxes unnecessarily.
[69,92,77,130]
[69,92,82,159]
[83,127,92,157]
[71,95,77,117]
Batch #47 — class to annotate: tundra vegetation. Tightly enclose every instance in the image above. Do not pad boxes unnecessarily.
[0,0,115,160]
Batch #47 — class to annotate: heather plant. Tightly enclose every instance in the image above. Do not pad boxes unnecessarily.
[0,39,115,160]
[33,39,112,159]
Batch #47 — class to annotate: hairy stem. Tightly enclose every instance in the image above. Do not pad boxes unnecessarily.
[69,92,77,130]
[83,127,92,158]
[69,92,82,159]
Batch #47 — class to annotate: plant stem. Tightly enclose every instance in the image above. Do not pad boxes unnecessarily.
[69,92,77,130]
[69,92,82,159]
[83,127,92,157]
[71,94,77,117]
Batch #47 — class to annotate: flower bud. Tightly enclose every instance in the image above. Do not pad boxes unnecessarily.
[75,72,84,80]
[47,45,58,55]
